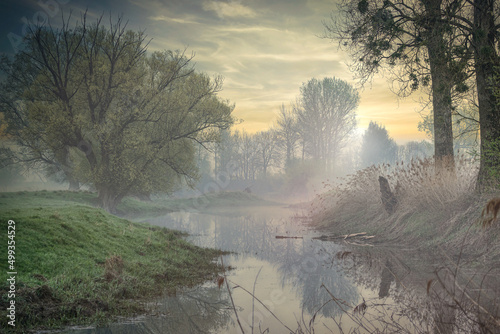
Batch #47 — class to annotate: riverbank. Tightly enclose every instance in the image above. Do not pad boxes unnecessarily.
[0,190,279,218]
[0,191,248,332]
[308,160,500,332]
[309,158,500,257]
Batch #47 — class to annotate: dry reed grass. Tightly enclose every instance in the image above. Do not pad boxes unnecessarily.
[481,197,500,228]
[311,155,479,244]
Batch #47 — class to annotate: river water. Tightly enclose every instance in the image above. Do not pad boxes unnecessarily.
[61,206,500,333]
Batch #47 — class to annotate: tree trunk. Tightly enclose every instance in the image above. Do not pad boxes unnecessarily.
[68,177,80,191]
[378,260,394,298]
[474,0,500,189]
[423,0,455,173]
[98,188,122,214]
[379,176,398,214]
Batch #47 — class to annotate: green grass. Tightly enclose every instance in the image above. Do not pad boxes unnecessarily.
[0,190,278,218]
[0,195,227,332]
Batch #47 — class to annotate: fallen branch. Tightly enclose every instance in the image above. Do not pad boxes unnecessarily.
[343,232,367,239]
[313,232,374,241]
[275,235,303,239]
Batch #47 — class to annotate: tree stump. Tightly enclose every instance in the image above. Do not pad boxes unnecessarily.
[378,176,397,214]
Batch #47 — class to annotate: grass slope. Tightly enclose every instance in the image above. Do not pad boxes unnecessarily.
[0,190,278,218]
[0,194,225,332]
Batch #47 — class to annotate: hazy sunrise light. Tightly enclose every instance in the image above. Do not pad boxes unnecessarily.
[0,0,427,144]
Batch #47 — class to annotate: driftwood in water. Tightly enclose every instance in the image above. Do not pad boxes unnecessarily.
[313,232,375,241]
[275,235,303,239]
[378,176,397,214]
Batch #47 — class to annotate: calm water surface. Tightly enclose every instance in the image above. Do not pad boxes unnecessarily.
[60,206,500,333]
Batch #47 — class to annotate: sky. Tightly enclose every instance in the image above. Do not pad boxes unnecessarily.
[0,0,429,144]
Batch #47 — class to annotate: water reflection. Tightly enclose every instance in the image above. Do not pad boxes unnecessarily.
[61,207,361,333]
[62,284,231,334]
[147,208,359,323]
[59,207,500,333]
[332,246,500,333]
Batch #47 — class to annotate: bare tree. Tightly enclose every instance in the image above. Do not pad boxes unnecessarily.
[296,77,359,172]
[274,103,300,168]
[255,129,279,178]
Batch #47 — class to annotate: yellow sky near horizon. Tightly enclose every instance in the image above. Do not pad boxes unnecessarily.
[1,0,432,144]
[227,74,429,144]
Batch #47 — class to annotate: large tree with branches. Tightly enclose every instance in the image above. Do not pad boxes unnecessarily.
[296,77,359,172]
[0,14,234,212]
[324,0,474,171]
[325,0,500,185]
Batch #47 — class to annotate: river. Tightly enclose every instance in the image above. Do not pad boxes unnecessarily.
[60,206,500,333]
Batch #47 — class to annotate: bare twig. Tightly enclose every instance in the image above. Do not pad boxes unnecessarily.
[251,267,263,334]
[230,278,296,333]
[221,256,245,334]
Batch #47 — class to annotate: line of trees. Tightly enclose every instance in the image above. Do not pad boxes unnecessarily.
[210,76,440,183]
[0,14,234,212]
[211,77,360,181]
[211,118,437,183]
[325,0,499,188]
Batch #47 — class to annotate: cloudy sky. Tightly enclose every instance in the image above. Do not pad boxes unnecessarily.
[0,0,428,143]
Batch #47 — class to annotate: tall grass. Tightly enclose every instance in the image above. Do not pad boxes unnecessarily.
[304,155,500,332]
[310,156,481,245]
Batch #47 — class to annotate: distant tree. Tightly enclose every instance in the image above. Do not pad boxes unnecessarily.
[238,131,259,180]
[418,105,479,155]
[255,129,279,178]
[0,15,234,212]
[296,77,359,172]
[397,140,434,164]
[214,129,239,177]
[360,121,398,167]
[0,146,25,187]
[274,103,299,169]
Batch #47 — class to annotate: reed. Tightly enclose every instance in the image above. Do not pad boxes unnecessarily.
[310,155,482,245]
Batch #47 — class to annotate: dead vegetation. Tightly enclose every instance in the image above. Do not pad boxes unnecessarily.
[481,197,500,228]
[309,155,500,252]
[297,156,500,333]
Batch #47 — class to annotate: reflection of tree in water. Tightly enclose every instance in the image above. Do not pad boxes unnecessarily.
[65,285,232,334]
[145,285,232,334]
[275,239,358,318]
[333,247,500,333]
[146,211,500,332]
[150,210,358,319]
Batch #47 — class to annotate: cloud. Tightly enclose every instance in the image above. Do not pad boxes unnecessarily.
[149,14,200,25]
[119,0,425,139]
[202,1,257,18]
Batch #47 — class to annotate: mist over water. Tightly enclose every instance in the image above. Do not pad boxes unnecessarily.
[58,206,490,334]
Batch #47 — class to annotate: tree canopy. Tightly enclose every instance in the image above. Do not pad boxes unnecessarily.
[360,121,398,167]
[296,77,359,172]
[0,15,234,212]
[325,0,500,186]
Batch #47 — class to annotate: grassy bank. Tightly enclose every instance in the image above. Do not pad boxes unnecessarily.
[0,194,227,332]
[0,189,278,218]
[310,157,500,256]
